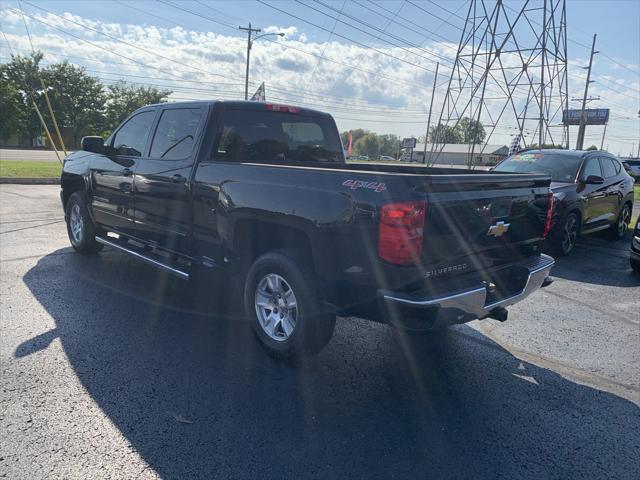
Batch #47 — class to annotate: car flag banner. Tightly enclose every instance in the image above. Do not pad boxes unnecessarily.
[250,82,265,102]
[347,131,353,156]
[508,134,521,156]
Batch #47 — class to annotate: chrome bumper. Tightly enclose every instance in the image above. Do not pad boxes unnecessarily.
[379,254,555,328]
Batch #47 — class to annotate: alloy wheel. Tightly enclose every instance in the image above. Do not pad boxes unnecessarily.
[69,203,85,244]
[254,273,298,342]
[562,215,578,254]
[618,205,630,237]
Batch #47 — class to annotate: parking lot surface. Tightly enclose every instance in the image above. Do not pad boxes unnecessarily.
[1,184,638,479]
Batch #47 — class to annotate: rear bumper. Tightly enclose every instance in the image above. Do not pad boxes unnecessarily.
[378,254,555,331]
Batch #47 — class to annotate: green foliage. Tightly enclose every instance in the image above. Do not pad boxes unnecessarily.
[0,73,24,140]
[0,52,172,146]
[458,117,486,144]
[354,132,380,158]
[340,130,401,159]
[429,123,462,143]
[428,117,486,144]
[41,61,106,145]
[103,80,172,135]
[586,145,598,151]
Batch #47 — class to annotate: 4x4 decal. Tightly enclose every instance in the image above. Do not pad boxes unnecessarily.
[342,179,387,193]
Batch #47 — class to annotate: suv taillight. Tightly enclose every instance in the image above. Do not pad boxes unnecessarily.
[378,201,427,266]
[543,192,554,238]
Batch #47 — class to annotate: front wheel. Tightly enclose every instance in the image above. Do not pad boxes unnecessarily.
[609,203,631,240]
[65,192,103,254]
[243,251,335,359]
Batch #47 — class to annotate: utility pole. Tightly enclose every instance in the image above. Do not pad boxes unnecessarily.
[423,62,439,165]
[600,122,608,150]
[239,23,261,101]
[576,34,598,150]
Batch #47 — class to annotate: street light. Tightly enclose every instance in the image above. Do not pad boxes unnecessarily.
[239,23,285,100]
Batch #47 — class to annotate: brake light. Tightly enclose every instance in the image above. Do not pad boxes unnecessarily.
[266,103,300,113]
[543,192,554,238]
[378,201,427,266]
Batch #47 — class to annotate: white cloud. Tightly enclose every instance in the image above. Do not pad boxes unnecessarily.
[0,8,638,152]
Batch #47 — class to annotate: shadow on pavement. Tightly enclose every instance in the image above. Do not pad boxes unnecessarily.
[547,230,640,287]
[17,248,640,479]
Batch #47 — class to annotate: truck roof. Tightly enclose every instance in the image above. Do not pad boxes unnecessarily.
[143,100,332,118]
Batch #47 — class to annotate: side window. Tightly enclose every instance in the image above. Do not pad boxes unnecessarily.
[599,157,617,178]
[112,111,156,157]
[149,108,203,160]
[610,158,622,175]
[582,158,601,179]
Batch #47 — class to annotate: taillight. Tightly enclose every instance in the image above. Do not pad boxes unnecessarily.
[543,192,554,238]
[378,201,427,266]
[266,103,300,113]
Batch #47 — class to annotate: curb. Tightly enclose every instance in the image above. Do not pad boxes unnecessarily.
[0,177,60,185]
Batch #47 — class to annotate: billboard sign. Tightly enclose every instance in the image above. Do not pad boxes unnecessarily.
[402,137,417,149]
[562,108,609,126]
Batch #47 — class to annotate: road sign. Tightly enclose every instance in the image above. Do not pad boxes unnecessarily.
[401,137,417,149]
[562,108,609,126]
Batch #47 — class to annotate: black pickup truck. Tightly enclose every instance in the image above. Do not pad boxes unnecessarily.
[61,100,555,358]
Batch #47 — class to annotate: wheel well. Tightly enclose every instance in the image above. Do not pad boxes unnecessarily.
[61,174,85,210]
[232,220,314,276]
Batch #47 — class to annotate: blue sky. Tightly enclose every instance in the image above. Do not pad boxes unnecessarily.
[1,0,639,155]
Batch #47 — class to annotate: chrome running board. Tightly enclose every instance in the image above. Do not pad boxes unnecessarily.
[95,235,189,280]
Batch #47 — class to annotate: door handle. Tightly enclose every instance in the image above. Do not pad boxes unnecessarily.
[121,167,132,176]
[171,174,186,184]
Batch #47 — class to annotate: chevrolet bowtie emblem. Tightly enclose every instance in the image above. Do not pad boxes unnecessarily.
[487,221,510,237]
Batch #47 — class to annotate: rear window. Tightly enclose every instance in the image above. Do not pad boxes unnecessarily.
[213,108,343,163]
[494,152,582,182]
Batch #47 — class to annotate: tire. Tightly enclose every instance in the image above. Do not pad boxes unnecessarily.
[243,251,336,359]
[551,212,579,256]
[631,258,640,273]
[609,203,631,240]
[65,192,103,254]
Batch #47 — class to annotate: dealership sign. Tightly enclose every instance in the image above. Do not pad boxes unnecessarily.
[402,137,417,148]
[562,108,609,126]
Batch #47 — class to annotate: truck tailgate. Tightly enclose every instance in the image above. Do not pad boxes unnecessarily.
[419,173,551,275]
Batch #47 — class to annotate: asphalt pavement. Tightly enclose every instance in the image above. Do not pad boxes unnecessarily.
[1,185,638,479]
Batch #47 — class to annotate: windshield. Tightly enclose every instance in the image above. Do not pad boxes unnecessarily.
[494,152,583,182]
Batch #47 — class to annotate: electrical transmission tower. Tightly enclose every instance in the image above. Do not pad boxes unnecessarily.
[428,0,569,166]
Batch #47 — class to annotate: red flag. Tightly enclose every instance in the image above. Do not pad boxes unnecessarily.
[347,131,353,156]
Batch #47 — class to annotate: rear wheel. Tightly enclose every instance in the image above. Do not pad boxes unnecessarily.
[552,212,579,256]
[631,258,640,273]
[65,192,103,254]
[243,251,335,359]
[609,203,631,239]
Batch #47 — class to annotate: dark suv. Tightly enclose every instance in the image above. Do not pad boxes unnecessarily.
[494,150,635,255]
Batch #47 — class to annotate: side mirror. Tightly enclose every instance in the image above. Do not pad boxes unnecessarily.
[584,175,604,185]
[81,136,105,154]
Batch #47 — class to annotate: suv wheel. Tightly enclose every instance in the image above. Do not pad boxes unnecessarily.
[65,192,103,254]
[243,251,335,359]
[610,203,631,239]
[553,212,579,256]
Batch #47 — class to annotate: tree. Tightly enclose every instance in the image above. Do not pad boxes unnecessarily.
[429,123,462,143]
[0,68,25,140]
[458,117,486,144]
[1,52,45,144]
[586,145,598,151]
[104,81,172,134]
[354,132,380,158]
[41,61,106,145]
[378,134,399,157]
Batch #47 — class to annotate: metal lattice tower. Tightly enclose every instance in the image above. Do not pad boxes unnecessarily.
[429,0,569,166]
